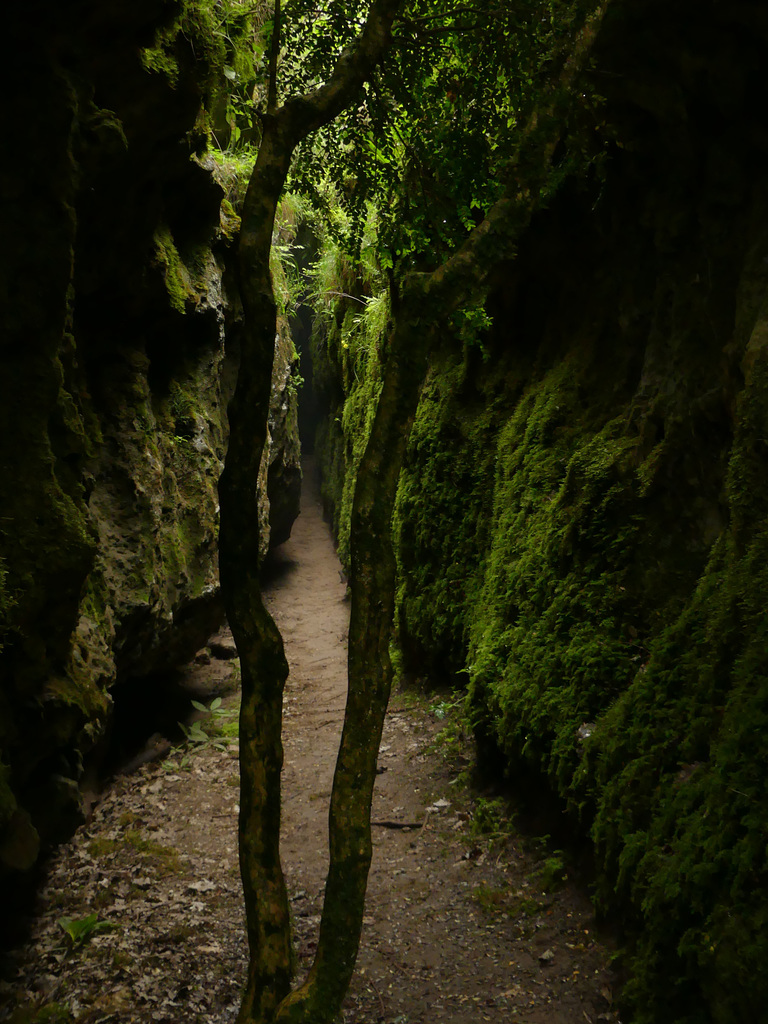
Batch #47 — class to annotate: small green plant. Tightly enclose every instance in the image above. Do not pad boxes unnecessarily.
[470,883,509,912]
[7,1000,74,1024]
[163,749,194,772]
[193,695,233,723]
[179,718,215,746]
[178,697,236,751]
[432,694,464,720]
[535,852,568,892]
[286,367,305,399]
[428,716,465,754]
[470,795,514,838]
[58,913,118,950]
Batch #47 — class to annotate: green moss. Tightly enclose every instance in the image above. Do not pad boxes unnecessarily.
[88,829,183,876]
[467,356,647,787]
[87,837,118,858]
[6,1001,73,1024]
[153,225,192,314]
[311,292,387,568]
[42,672,108,723]
[140,0,266,153]
[579,350,768,1024]
[141,42,182,87]
[393,348,501,679]
[209,149,256,213]
[140,0,225,90]
[156,510,209,597]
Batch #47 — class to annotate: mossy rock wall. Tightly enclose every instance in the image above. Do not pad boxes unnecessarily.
[312,3,768,1020]
[0,0,299,880]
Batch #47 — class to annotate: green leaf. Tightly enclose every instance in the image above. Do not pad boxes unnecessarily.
[58,913,118,948]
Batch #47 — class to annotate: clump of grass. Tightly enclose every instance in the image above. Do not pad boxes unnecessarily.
[470,883,544,918]
[470,883,508,912]
[7,1001,73,1024]
[470,794,515,840]
[534,852,568,892]
[87,829,183,876]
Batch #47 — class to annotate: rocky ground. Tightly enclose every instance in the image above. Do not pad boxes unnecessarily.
[0,466,622,1024]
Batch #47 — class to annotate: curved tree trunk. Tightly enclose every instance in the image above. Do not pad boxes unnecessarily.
[276,283,433,1023]
[219,118,296,1024]
[216,5,403,1022]
[273,0,610,982]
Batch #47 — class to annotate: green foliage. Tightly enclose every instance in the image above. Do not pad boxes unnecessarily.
[141,0,267,154]
[426,702,471,777]
[58,913,118,950]
[534,852,567,892]
[307,206,391,563]
[470,796,513,840]
[209,146,258,221]
[289,0,606,268]
[271,240,302,302]
[178,697,236,751]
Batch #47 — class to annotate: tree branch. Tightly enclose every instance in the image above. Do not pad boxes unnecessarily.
[278,0,403,142]
[267,0,281,115]
[417,0,612,312]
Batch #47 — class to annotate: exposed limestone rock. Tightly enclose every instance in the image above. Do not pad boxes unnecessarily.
[267,316,303,547]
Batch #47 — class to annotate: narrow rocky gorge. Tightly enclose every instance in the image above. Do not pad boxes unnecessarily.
[1,465,619,1024]
[3,2,768,1021]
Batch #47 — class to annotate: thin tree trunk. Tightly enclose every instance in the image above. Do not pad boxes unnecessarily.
[219,117,296,1024]
[217,5,404,1021]
[276,283,433,1023]
[274,5,610,1000]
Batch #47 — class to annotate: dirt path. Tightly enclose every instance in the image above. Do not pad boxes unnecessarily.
[1,462,621,1024]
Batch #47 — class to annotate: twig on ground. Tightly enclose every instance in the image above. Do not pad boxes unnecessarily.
[367,976,387,1016]
[371,819,422,829]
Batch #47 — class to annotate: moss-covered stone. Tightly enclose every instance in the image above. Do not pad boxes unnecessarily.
[0,0,298,887]
[310,4,768,1021]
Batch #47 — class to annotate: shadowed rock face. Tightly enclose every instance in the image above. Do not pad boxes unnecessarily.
[308,3,768,1020]
[0,0,299,879]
